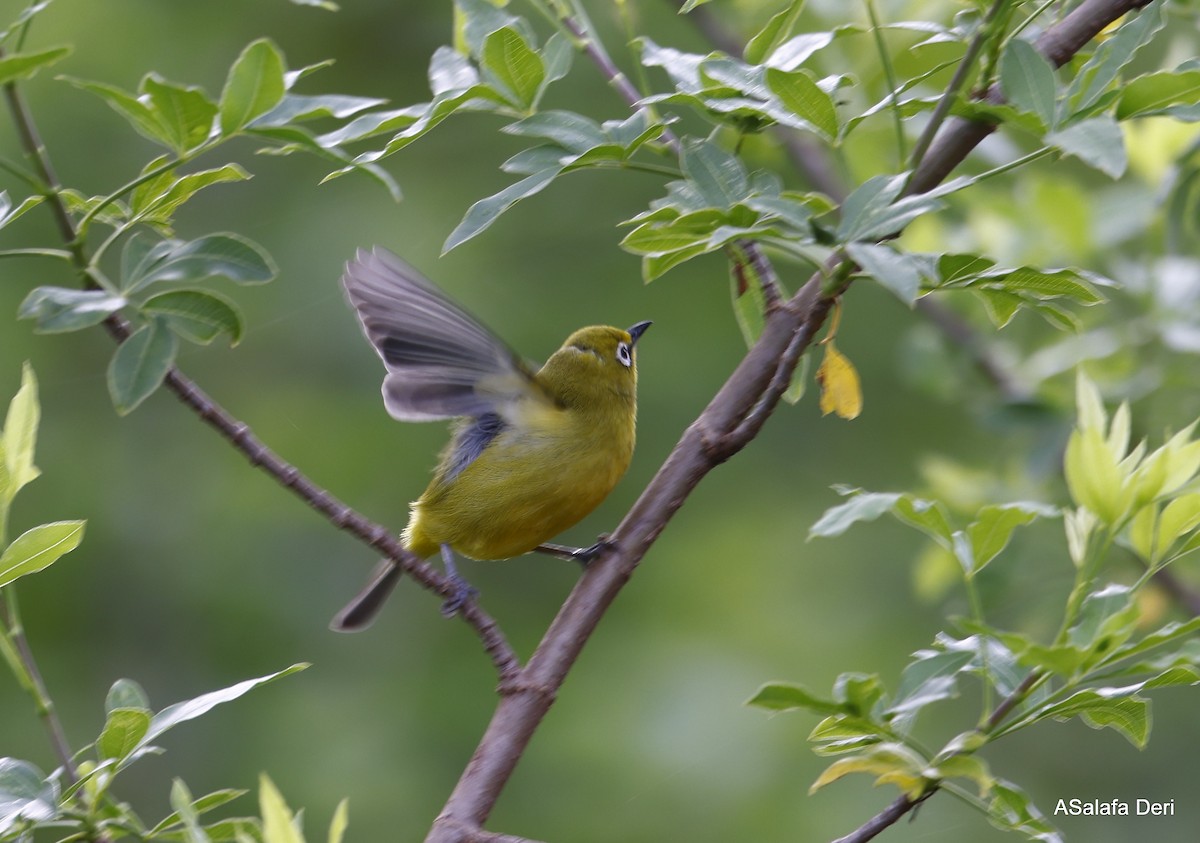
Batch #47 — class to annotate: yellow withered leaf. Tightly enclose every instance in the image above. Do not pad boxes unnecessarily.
[817,341,862,419]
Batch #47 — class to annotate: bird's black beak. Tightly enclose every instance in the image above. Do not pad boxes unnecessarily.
[626,321,652,346]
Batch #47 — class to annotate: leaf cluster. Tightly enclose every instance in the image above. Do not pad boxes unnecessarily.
[756,373,1200,840]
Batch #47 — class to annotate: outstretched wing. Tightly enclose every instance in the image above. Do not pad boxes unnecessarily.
[342,247,545,421]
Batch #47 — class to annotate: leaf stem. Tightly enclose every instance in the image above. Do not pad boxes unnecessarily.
[1,588,79,786]
[864,0,908,164]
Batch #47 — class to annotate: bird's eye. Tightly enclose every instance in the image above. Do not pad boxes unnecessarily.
[616,342,632,368]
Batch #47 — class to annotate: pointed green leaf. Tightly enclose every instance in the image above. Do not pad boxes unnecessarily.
[131,164,251,222]
[0,46,71,85]
[328,798,350,843]
[142,74,218,154]
[0,191,44,230]
[1047,116,1127,178]
[846,242,921,305]
[145,664,308,744]
[0,520,86,588]
[2,363,40,507]
[680,139,750,208]
[107,318,178,415]
[987,779,1062,841]
[745,0,807,65]
[221,38,287,134]
[746,682,844,715]
[765,67,837,138]
[443,168,561,253]
[98,707,153,761]
[966,502,1057,572]
[127,233,276,290]
[809,490,902,538]
[1035,688,1150,747]
[1000,39,1058,130]
[142,289,244,346]
[481,26,544,110]
[1066,2,1164,112]
[62,76,176,149]
[1116,70,1200,119]
[809,742,927,797]
[18,287,127,333]
[259,775,303,843]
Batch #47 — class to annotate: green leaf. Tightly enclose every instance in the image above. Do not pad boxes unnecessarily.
[1116,70,1200,119]
[966,502,1057,573]
[730,252,766,351]
[481,26,544,110]
[765,67,837,139]
[892,495,954,545]
[146,789,250,837]
[886,646,973,720]
[98,707,152,761]
[288,0,339,9]
[744,0,806,65]
[142,289,244,346]
[0,46,70,85]
[503,110,607,152]
[131,163,251,223]
[1047,116,1126,178]
[987,779,1063,842]
[125,234,276,291]
[142,74,219,154]
[0,191,44,230]
[443,168,561,253]
[328,798,350,843]
[846,242,920,305]
[107,678,151,713]
[809,742,928,798]
[680,139,750,208]
[1067,584,1138,657]
[0,520,86,588]
[259,775,303,843]
[0,758,58,830]
[1034,687,1150,747]
[145,664,308,745]
[1000,39,1058,130]
[107,318,178,415]
[746,682,844,715]
[809,489,902,538]
[253,93,386,127]
[220,38,287,135]
[62,76,178,149]
[809,714,886,755]
[2,363,40,510]
[170,779,211,843]
[18,287,127,333]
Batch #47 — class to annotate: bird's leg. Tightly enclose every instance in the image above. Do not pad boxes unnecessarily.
[534,536,614,570]
[439,543,479,618]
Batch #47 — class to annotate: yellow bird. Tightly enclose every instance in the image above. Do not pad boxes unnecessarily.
[332,248,650,631]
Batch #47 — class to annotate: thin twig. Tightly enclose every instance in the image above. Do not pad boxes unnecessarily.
[0,593,78,787]
[0,55,523,682]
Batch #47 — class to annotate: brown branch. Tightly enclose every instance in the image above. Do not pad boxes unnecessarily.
[425,0,1158,840]
[832,789,936,843]
[1,60,522,682]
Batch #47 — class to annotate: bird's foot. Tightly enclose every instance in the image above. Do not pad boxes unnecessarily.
[535,536,615,569]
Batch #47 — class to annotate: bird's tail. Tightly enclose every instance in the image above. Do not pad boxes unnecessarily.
[329,559,404,632]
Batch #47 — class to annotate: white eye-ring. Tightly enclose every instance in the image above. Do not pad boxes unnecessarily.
[616,342,633,368]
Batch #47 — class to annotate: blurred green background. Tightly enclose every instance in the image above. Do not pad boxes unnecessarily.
[3,1,1200,841]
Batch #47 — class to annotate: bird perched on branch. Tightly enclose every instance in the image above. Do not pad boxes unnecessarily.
[332,247,650,631]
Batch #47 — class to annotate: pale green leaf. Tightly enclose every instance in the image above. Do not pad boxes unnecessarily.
[1047,116,1127,178]
[765,67,837,138]
[0,46,70,85]
[142,289,244,346]
[221,39,287,135]
[0,520,85,588]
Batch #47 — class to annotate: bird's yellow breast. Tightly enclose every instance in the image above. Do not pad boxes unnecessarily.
[402,400,636,560]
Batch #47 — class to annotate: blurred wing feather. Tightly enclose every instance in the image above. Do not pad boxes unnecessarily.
[343,247,543,421]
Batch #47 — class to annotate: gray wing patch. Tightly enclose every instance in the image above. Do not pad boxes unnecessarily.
[443,411,506,482]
